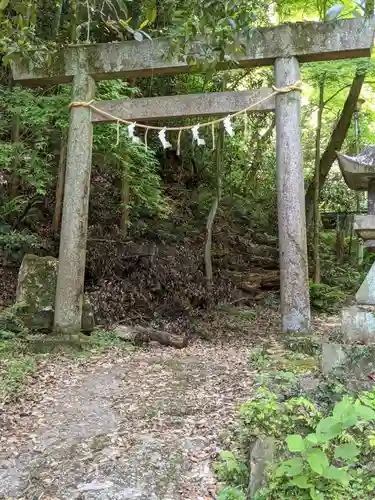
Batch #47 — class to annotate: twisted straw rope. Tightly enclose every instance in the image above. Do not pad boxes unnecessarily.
[68,81,302,133]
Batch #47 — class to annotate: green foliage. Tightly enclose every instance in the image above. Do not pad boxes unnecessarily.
[0,302,28,339]
[251,349,318,381]
[309,281,347,313]
[277,0,364,21]
[249,347,269,371]
[93,123,169,220]
[85,329,137,353]
[0,85,68,195]
[263,395,375,499]
[0,229,41,260]
[0,334,37,402]
[167,0,270,70]
[217,388,375,500]
[239,388,321,442]
[0,354,36,401]
[214,451,249,491]
[217,487,246,500]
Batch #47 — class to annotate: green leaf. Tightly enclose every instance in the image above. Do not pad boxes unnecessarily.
[275,458,304,478]
[333,396,354,419]
[289,475,312,489]
[315,417,343,443]
[139,19,149,29]
[322,465,350,486]
[306,449,329,475]
[334,443,360,460]
[342,414,358,429]
[0,0,9,10]
[333,396,358,428]
[355,404,375,422]
[305,433,318,446]
[287,434,305,452]
[310,488,325,500]
[147,7,157,23]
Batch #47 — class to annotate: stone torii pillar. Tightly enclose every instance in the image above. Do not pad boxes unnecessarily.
[275,57,309,332]
[11,18,375,335]
[54,74,95,334]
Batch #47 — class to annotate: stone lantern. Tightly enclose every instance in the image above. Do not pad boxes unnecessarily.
[336,146,375,342]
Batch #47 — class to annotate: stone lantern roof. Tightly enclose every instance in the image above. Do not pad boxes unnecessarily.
[336,146,375,191]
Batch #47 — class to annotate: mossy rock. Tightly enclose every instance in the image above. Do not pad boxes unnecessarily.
[15,254,95,333]
[26,334,90,353]
[282,332,322,356]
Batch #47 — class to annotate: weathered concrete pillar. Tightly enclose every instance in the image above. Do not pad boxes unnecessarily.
[54,73,95,335]
[275,57,310,332]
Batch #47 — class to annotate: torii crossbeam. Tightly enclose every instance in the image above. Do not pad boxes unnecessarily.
[11,18,375,335]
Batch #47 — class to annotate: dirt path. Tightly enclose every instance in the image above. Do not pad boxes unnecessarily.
[0,305,339,500]
[0,340,255,500]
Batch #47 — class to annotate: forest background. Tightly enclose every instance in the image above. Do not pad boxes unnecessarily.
[0,0,374,329]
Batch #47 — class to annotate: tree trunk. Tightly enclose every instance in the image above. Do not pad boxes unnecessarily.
[52,130,68,234]
[114,325,188,349]
[243,115,276,193]
[10,113,20,198]
[70,0,77,43]
[204,123,223,289]
[312,76,325,283]
[120,172,130,237]
[305,70,366,226]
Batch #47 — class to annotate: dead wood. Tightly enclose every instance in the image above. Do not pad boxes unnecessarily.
[114,325,188,349]
[237,270,279,294]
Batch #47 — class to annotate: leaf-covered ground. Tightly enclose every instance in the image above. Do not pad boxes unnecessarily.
[0,308,338,499]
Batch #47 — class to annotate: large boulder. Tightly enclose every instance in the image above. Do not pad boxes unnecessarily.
[15,254,95,332]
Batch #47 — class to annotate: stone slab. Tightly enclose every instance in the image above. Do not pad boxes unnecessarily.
[11,19,375,85]
[321,342,375,391]
[16,254,95,332]
[248,437,275,499]
[356,261,375,305]
[342,304,375,343]
[91,89,275,124]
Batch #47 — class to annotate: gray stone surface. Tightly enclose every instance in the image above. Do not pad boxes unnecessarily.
[275,56,310,332]
[92,89,275,124]
[321,343,347,376]
[54,73,95,335]
[321,342,375,391]
[354,215,375,241]
[337,146,375,191]
[356,261,375,305]
[248,437,275,499]
[342,304,375,343]
[11,19,375,85]
[15,254,94,332]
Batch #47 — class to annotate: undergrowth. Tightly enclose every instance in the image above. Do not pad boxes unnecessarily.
[215,385,375,500]
[216,342,375,500]
[309,231,373,314]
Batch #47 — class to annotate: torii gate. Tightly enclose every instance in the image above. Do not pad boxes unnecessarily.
[11,18,374,335]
